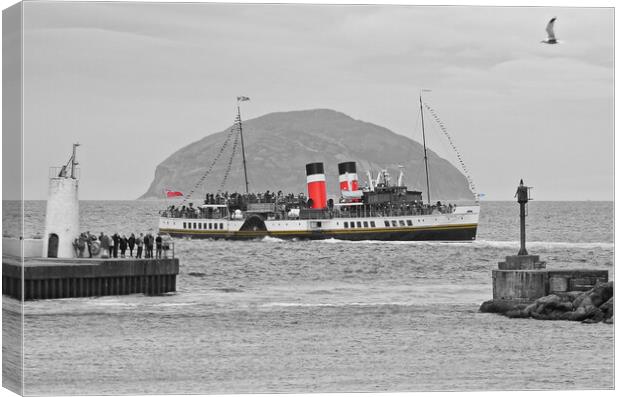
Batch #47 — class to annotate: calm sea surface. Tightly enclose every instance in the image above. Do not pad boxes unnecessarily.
[2,201,615,394]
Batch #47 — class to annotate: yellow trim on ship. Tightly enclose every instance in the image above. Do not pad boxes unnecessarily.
[160,223,477,236]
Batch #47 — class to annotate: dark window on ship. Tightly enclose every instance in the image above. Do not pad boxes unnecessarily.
[357,221,362,228]
[193,223,197,229]
[198,223,202,230]
[391,220,397,227]
[183,222,187,229]
[363,221,369,228]
[220,223,224,229]
[350,222,355,228]
[399,220,405,226]
[407,220,413,226]
[214,223,219,230]
[204,223,207,229]
[370,221,376,227]
[384,221,390,227]
[344,222,348,228]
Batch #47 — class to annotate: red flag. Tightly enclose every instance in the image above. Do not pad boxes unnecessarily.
[165,189,183,198]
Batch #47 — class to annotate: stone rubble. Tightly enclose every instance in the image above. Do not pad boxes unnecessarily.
[480,281,613,324]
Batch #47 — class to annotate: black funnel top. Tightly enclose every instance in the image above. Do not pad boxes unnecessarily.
[306,162,325,175]
[338,161,357,175]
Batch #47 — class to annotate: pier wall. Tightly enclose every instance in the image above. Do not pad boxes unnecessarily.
[3,237,44,257]
[2,256,179,300]
[492,268,608,302]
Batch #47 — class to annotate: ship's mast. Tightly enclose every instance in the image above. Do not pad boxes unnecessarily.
[237,97,250,194]
[419,90,431,204]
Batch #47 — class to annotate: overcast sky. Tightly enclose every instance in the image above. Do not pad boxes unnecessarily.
[14,1,614,200]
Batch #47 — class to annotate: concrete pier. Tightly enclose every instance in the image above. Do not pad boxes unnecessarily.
[2,256,179,300]
[492,254,608,303]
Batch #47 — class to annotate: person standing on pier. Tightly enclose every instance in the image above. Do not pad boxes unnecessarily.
[136,233,144,259]
[72,238,79,257]
[119,234,128,258]
[128,233,136,257]
[148,234,155,258]
[112,233,120,258]
[144,233,152,258]
[162,234,171,258]
[99,233,110,259]
[85,232,93,258]
[143,234,149,258]
[155,234,163,259]
[77,234,86,257]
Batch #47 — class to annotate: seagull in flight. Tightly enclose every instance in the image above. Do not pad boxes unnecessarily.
[541,17,559,44]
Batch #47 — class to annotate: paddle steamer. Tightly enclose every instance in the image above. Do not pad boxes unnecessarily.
[158,94,479,241]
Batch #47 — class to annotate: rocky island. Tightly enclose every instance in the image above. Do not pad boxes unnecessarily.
[140,109,474,200]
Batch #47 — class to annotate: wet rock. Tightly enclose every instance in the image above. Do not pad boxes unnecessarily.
[479,299,518,314]
[599,297,613,320]
[480,281,613,323]
[572,281,613,309]
[581,308,605,324]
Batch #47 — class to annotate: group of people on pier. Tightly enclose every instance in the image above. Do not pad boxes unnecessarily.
[73,231,172,259]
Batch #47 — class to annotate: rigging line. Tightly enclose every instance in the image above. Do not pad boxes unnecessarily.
[425,112,456,169]
[412,105,422,140]
[181,124,237,203]
[218,123,241,190]
[423,102,478,200]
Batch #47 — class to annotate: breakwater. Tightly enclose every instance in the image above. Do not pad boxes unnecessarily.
[480,281,614,323]
[479,254,611,323]
[2,255,179,300]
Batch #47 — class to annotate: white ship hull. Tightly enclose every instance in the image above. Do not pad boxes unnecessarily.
[159,206,479,241]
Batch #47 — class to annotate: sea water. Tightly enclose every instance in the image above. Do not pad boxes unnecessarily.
[2,201,614,394]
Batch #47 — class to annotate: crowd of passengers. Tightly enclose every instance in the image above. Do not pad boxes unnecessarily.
[161,191,310,218]
[161,189,457,219]
[351,201,457,216]
[204,191,308,205]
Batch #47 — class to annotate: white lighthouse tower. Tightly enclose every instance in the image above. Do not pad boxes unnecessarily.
[42,144,80,258]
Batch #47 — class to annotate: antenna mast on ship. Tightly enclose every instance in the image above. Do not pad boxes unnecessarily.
[236,96,250,194]
[419,89,432,204]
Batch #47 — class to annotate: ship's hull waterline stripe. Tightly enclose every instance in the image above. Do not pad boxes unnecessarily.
[160,223,478,236]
